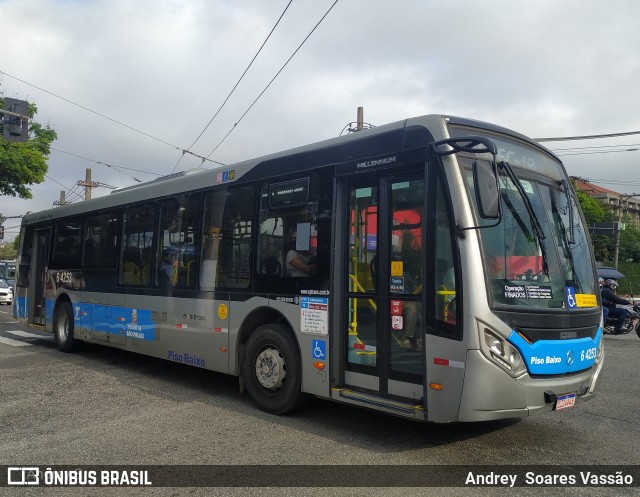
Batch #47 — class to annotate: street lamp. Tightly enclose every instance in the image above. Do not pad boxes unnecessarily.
[614,193,640,270]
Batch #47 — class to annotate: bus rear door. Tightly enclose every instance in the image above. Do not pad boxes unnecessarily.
[28,228,51,327]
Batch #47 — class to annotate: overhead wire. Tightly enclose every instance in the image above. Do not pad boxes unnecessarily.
[551,142,640,152]
[45,174,84,203]
[555,148,640,157]
[543,132,640,194]
[536,129,640,142]
[580,178,640,187]
[0,69,226,167]
[204,0,341,162]
[172,0,294,174]
[51,147,163,183]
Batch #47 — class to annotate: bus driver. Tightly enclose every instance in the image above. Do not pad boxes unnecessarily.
[286,229,316,277]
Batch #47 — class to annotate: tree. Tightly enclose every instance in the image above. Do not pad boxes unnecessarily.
[575,191,616,263]
[619,226,640,263]
[0,243,16,260]
[0,91,57,198]
[575,191,611,224]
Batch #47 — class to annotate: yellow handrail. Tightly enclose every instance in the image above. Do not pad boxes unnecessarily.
[348,274,377,311]
[347,273,377,355]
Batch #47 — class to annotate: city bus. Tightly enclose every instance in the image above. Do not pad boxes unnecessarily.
[0,260,16,281]
[14,114,603,422]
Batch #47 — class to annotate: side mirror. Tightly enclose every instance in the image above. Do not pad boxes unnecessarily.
[473,161,501,219]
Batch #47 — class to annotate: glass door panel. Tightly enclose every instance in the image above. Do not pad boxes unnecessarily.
[343,171,425,396]
[346,183,379,377]
[389,176,424,382]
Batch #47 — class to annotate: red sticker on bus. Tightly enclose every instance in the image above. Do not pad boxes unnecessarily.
[391,300,402,315]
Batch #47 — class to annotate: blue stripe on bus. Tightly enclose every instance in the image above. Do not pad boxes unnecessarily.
[15,296,27,319]
[508,328,602,375]
[46,299,55,327]
[43,299,157,341]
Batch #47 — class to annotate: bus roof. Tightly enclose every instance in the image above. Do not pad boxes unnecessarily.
[22,114,554,225]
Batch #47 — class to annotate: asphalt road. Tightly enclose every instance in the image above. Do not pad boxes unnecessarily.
[0,305,639,496]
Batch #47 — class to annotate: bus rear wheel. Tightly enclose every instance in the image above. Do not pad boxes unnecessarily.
[244,324,307,414]
[54,301,77,353]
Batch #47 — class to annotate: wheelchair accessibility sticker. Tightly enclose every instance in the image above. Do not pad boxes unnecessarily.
[312,340,326,360]
[565,287,577,309]
[564,287,597,308]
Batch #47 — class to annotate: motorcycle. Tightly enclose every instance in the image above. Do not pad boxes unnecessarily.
[603,298,640,337]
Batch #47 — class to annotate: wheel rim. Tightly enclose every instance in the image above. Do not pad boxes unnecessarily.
[254,346,286,390]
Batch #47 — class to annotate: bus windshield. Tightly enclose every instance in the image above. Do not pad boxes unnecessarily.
[457,133,598,309]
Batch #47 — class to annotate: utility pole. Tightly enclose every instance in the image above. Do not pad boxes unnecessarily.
[77,168,99,200]
[53,191,67,207]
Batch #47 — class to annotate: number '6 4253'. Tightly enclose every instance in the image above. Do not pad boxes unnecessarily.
[581,348,596,361]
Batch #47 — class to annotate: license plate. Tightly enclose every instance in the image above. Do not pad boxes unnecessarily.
[555,393,576,410]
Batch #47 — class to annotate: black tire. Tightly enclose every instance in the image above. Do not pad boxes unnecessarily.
[54,301,77,352]
[636,322,640,339]
[244,323,308,414]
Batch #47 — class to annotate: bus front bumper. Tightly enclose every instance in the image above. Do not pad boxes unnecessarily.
[457,350,602,422]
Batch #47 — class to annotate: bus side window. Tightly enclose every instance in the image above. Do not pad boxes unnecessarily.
[258,216,284,278]
[51,218,83,269]
[201,189,226,290]
[157,194,200,289]
[120,203,156,286]
[256,173,332,290]
[217,186,254,290]
[83,211,118,268]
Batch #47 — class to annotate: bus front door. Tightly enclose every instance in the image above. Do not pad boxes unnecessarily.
[343,172,426,402]
[28,228,51,327]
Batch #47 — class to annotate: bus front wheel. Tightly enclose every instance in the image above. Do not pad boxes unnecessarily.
[244,324,307,414]
[54,301,77,353]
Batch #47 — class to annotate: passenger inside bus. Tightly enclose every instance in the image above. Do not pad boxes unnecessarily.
[159,248,178,290]
[286,228,316,277]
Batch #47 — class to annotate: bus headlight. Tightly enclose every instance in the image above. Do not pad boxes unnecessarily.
[479,327,527,377]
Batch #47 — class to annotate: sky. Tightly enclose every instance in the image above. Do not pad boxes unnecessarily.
[2,0,640,242]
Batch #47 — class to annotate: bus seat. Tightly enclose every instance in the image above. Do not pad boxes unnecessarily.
[260,256,282,277]
[122,261,141,285]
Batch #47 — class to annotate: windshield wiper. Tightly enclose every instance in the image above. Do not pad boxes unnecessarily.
[551,183,582,287]
[498,161,549,275]
[554,207,580,288]
[502,193,533,242]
